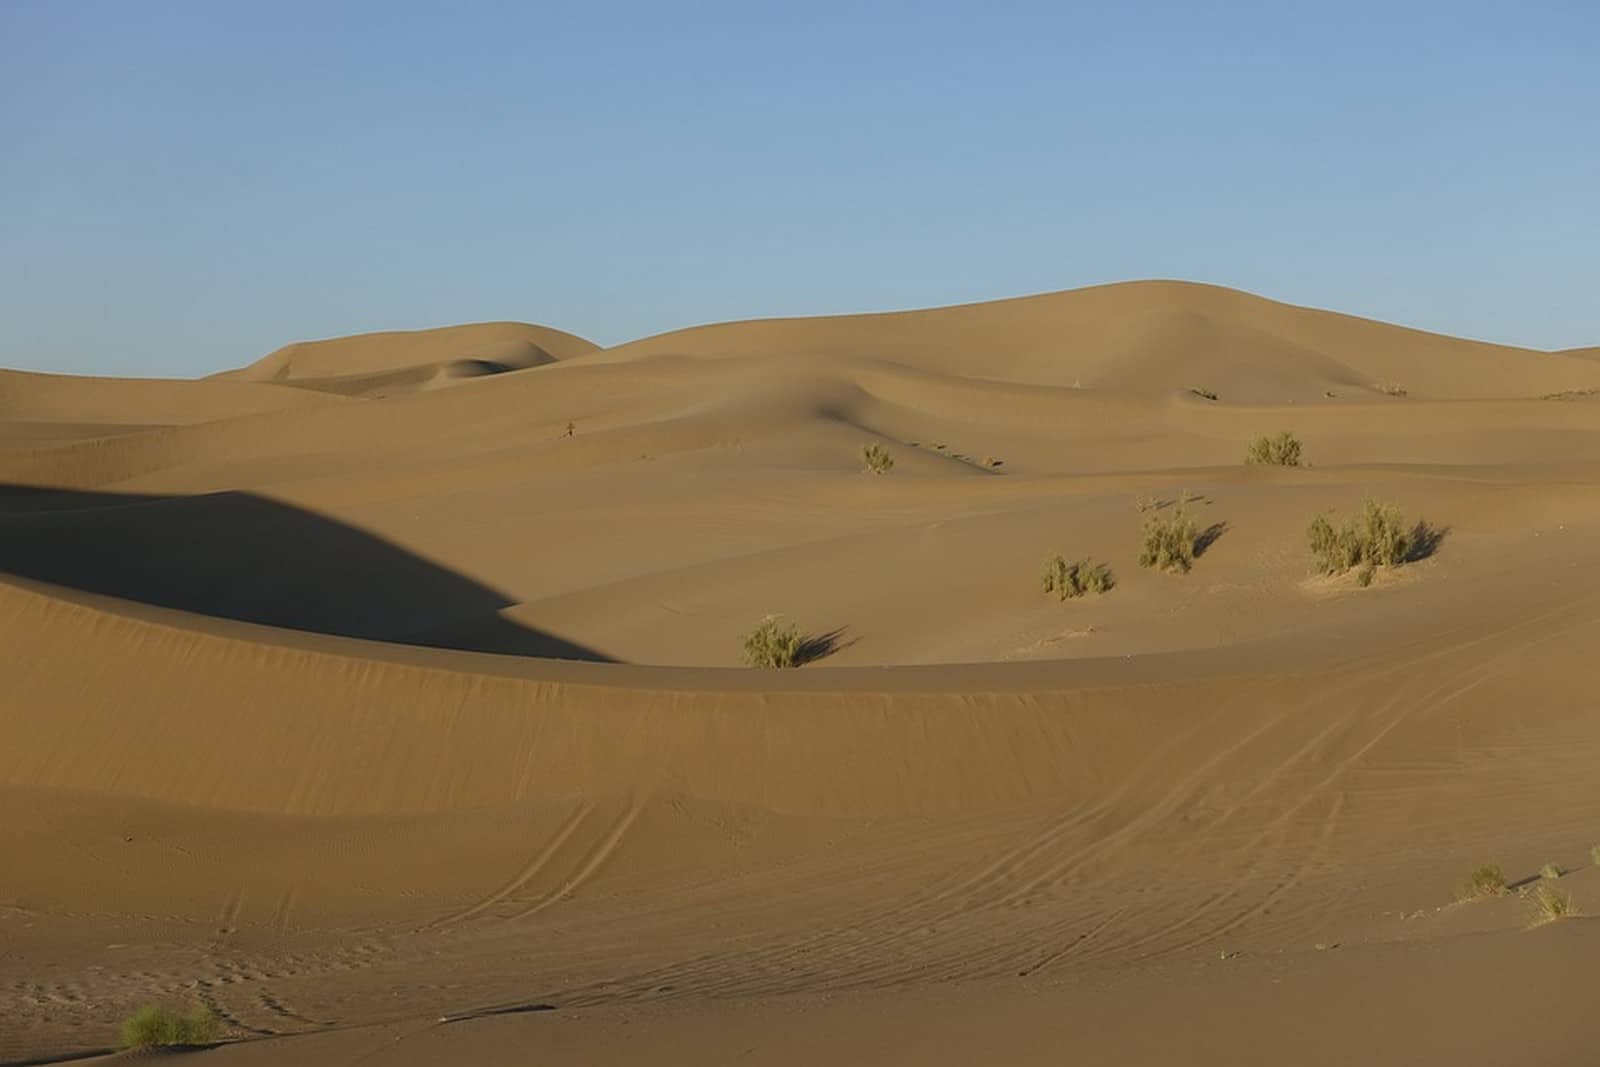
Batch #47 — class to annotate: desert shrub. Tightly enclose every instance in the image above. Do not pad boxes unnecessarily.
[741,615,803,668]
[1592,843,1600,866]
[1308,499,1412,578]
[120,1004,220,1050]
[1375,381,1408,397]
[1528,883,1574,926]
[1138,506,1199,573]
[1191,387,1218,401]
[1457,863,1508,901]
[1041,555,1114,600]
[1245,431,1303,467]
[1539,862,1564,880]
[861,443,894,474]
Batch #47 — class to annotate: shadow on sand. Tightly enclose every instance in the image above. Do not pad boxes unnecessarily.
[0,484,614,662]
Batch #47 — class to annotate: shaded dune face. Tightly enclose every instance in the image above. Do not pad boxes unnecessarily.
[0,484,612,661]
[3,280,1600,1065]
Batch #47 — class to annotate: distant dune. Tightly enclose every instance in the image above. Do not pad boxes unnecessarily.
[4,281,1599,1065]
[219,320,600,397]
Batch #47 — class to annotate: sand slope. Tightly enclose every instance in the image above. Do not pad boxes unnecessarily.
[3,282,1599,1064]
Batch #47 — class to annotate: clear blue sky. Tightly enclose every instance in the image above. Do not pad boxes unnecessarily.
[3,2,1596,376]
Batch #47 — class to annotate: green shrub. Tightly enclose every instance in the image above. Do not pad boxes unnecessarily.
[861,443,894,474]
[1540,862,1564,880]
[119,1004,220,1050]
[1041,555,1114,600]
[741,615,803,668]
[1139,506,1200,573]
[1245,431,1303,466]
[1528,882,1574,926]
[1457,863,1508,901]
[1308,499,1412,578]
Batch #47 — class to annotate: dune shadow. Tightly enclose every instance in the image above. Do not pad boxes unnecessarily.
[1405,520,1448,563]
[796,626,856,666]
[1194,521,1228,558]
[0,483,615,662]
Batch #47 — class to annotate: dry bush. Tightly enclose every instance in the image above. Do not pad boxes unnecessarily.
[1308,499,1419,582]
[1041,555,1114,599]
[741,615,803,668]
[861,443,894,474]
[1528,883,1574,926]
[1457,863,1508,901]
[120,1004,220,1050]
[1245,431,1303,466]
[1540,862,1564,880]
[1139,507,1199,573]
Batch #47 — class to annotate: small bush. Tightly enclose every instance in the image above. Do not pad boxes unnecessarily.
[861,443,894,474]
[120,1004,220,1050]
[1245,431,1303,466]
[1308,499,1412,578]
[1191,387,1218,401]
[1539,862,1564,880]
[1592,843,1600,866]
[1528,883,1574,926]
[1041,556,1114,600]
[1457,864,1508,901]
[1375,381,1408,397]
[1139,506,1199,573]
[741,615,803,668]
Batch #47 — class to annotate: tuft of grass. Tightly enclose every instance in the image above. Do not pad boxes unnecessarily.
[1528,882,1574,926]
[1457,863,1508,901]
[1539,862,1564,880]
[861,443,894,475]
[1245,431,1303,467]
[1307,499,1414,578]
[1592,843,1600,866]
[119,1004,220,1051]
[1041,555,1114,600]
[1190,387,1219,401]
[1138,506,1200,574]
[741,615,803,668]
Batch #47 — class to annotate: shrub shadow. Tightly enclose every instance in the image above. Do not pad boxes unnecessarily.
[1405,520,1448,563]
[1195,521,1228,558]
[796,626,856,666]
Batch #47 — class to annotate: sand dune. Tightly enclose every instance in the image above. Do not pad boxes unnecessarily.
[220,321,599,398]
[3,281,1599,1064]
[587,280,1600,401]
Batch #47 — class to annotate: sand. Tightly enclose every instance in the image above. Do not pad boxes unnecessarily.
[2,281,1598,1064]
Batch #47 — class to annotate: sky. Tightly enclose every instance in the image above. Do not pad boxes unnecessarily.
[2,1,1597,377]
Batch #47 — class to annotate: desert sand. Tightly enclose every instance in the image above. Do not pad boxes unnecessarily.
[2,281,1598,1064]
